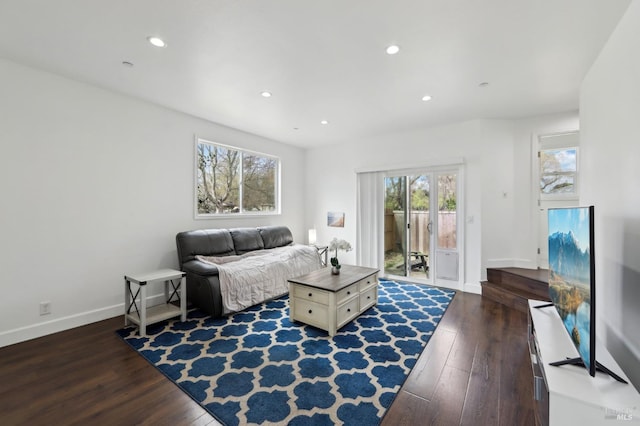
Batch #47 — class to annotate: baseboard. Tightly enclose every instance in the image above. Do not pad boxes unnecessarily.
[429,280,481,294]
[486,258,538,269]
[0,293,166,348]
[464,282,482,294]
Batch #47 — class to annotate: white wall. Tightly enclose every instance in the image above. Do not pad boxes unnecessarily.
[305,113,579,291]
[307,113,560,291]
[0,58,306,347]
[580,0,640,389]
[306,120,487,292]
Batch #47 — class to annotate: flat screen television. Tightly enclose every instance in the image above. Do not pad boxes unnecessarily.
[546,206,626,383]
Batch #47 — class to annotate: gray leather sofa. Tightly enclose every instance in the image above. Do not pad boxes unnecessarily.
[175,226,295,317]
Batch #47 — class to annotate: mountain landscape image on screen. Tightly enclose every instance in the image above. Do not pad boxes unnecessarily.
[548,227,591,368]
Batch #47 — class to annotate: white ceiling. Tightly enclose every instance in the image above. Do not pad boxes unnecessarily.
[0,1,631,148]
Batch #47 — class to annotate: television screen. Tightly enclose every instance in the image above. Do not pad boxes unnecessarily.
[547,206,595,376]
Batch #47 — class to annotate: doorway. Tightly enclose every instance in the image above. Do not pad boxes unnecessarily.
[536,131,580,268]
[383,171,459,284]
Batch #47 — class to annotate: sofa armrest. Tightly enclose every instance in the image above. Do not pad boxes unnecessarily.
[182,259,219,276]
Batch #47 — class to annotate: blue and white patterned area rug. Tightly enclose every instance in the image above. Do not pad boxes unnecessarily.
[117,279,455,426]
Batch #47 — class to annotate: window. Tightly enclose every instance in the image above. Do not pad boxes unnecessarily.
[196,138,279,216]
[539,147,578,196]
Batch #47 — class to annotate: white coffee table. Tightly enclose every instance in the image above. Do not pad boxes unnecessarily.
[288,265,379,336]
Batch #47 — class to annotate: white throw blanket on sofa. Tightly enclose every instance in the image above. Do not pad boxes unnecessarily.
[196,244,320,314]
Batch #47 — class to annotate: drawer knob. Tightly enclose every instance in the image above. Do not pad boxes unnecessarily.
[308,293,312,297]
[367,296,371,299]
[347,308,351,312]
[347,291,351,295]
[308,309,313,314]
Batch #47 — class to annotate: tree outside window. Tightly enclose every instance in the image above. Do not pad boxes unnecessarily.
[196,139,279,215]
[540,147,577,195]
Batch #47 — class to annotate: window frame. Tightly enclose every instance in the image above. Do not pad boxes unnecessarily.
[194,137,281,219]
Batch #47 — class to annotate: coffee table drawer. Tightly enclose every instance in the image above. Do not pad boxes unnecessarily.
[359,274,378,291]
[360,286,377,311]
[337,297,359,328]
[336,283,358,305]
[293,299,330,329]
[293,285,330,305]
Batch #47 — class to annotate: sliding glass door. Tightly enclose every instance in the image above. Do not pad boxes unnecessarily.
[383,170,459,284]
[384,176,408,276]
[384,174,433,283]
[435,173,459,282]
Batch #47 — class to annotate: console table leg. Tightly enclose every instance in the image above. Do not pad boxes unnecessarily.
[124,279,131,327]
[139,284,147,337]
[180,276,187,321]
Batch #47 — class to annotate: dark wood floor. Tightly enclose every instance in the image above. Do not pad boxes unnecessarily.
[0,292,535,425]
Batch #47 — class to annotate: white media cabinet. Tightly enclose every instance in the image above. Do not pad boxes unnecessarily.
[528,300,640,425]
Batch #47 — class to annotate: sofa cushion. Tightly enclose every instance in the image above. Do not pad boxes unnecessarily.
[259,226,293,249]
[230,228,265,254]
[176,229,235,265]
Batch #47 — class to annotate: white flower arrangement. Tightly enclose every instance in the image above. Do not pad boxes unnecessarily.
[328,237,352,270]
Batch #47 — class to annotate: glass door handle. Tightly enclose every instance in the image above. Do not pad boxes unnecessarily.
[427,221,433,234]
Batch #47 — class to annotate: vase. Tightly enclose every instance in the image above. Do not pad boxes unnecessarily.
[331,266,340,275]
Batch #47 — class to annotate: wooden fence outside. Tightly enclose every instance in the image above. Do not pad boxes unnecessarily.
[384,210,456,253]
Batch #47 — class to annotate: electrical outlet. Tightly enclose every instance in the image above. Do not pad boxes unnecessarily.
[39,301,51,316]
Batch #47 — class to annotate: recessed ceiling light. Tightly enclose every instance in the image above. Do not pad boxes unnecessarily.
[260,91,272,98]
[421,94,432,102]
[386,45,400,55]
[320,120,329,125]
[479,82,490,87]
[147,36,166,48]
[122,61,134,67]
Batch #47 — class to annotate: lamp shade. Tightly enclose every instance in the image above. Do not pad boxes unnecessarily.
[308,229,317,245]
